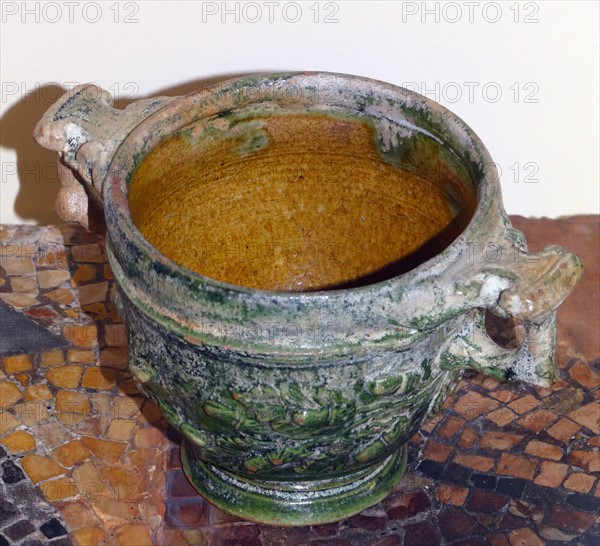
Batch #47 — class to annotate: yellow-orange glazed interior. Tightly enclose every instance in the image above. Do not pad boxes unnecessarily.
[129,113,476,291]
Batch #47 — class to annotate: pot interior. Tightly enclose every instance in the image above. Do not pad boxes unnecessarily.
[129,111,477,291]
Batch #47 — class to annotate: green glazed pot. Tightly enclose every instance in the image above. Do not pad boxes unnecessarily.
[34,72,582,526]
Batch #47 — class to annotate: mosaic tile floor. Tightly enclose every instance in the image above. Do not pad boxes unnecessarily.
[0,216,598,546]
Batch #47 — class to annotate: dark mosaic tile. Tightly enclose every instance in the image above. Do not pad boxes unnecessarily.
[371,536,402,546]
[497,514,525,530]
[470,473,496,490]
[0,535,8,546]
[522,483,565,505]
[495,477,527,498]
[437,507,481,539]
[0,497,19,525]
[40,518,68,539]
[467,490,509,513]
[348,506,387,531]
[580,528,600,546]
[0,301,67,356]
[0,446,6,459]
[416,459,444,479]
[442,463,471,484]
[168,447,181,469]
[566,493,600,512]
[385,491,431,520]
[167,469,199,498]
[403,521,440,546]
[312,522,339,537]
[547,505,596,534]
[164,497,208,528]
[1,460,25,484]
[212,524,261,546]
[4,519,35,540]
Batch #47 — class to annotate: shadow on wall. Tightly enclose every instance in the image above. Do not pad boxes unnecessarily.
[0,71,278,226]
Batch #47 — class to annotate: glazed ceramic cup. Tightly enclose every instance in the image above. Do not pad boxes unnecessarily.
[35,72,581,525]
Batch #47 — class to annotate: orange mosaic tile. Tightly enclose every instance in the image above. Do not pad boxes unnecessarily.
[563,472,597,494]
[434,484,469,507]
[569,450,600,473]
[422,439,453,463]
[56,390,91,416]
[0,380,24,407]
[73,527,108,546]
[46,287,75,305]
[106,420,137,442]
[68,349,96,364]
[46,365,83,389]
[14,373,29,387]
[480,431,524,451]
[32,420,73,449]
[534,461,569,488]
[454,453,495,472]
[20,453,66,483]
[454,391,500,419]
[40,349,65,367]
[38,268,71,289]
[105,324,128,347]
[81,367,118,390]
[436,415,465,439]
[72,264,98,285]
[13,400,50,426]
[507,394,541,415]
[524,440,563,461]
[458,425,478,448]
[497,453,538,480]
[517,409,557,432]
[40,476,78,502]
[569,360,600,390]
[1,292,39,309]
[2,354,32,374]
[489,388,518,404]
[25,383,53,401]
[51,440,92,467]
[99,347,129,369]
[485,407,518,426]
[0,429,36,453]
[63,324,98,349]
[0,411,21,434]
[569,402,600,434]
[115,523,153,546]
[80,436,127,464]
[546,417,583,442]
[10,276,38,293]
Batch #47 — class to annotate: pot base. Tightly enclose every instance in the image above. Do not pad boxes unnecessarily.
[180,440,408,526]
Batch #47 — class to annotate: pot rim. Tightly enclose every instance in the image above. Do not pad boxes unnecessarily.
[104,71,500,303]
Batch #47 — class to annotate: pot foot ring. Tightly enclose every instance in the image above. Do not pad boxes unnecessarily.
[180,440,408,526]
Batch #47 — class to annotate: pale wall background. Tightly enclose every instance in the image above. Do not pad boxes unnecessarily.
[1,0,598,224]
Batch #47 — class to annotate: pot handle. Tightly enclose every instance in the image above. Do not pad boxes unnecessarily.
[440,245,582,388]
[34,84,175,228]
